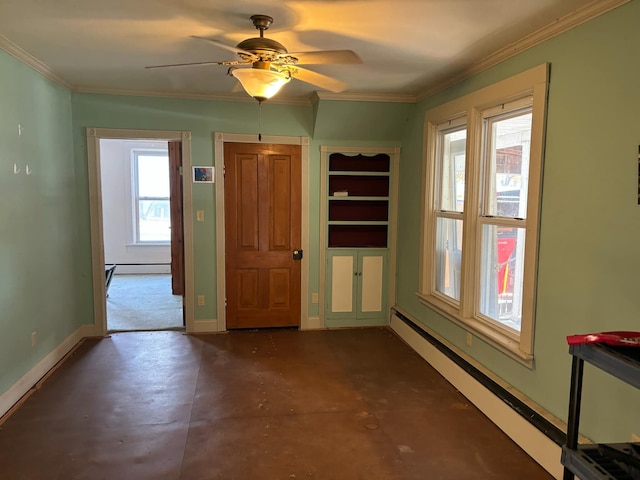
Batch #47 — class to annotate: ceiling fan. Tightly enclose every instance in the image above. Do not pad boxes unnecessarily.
[146,14,362,102]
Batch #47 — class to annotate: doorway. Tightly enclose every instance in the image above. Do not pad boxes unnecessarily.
[99,139,184,331]
[87,129,194,336]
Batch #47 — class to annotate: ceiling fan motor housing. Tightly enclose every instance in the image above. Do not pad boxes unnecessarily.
[237,14,289,62]
[236,37,288,56]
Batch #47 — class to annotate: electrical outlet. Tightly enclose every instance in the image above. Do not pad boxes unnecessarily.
[311,293,318,304]
[466,333,472,347]
[31,332,37,348]
[632,433,640,443]
[197,295,205,306]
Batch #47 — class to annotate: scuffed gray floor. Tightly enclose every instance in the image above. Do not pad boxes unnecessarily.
[107,274,183,331]
[0,329,553,480]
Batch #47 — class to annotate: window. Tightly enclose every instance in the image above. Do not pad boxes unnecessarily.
[133,150,171,243]
[419,65,548,365]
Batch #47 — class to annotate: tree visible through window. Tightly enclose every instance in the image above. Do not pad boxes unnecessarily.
[134,151,171,243]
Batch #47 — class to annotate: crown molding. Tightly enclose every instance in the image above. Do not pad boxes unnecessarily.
[72,84,313,105]
[417,0,630,101]
[0,34,73,90]
[314,91,416,104]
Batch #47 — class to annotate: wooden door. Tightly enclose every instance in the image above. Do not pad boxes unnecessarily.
[224,142,301,329]
[168,141,185,300]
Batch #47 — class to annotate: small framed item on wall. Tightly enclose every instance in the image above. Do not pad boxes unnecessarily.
[193,166,214,183]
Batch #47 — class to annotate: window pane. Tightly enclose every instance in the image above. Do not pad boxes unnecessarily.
[435,217,463,302]
[479,225,525,332]
[137,155,169,197]
[138,199,171,242]
[438,128,466,212]
[484,111,531,218]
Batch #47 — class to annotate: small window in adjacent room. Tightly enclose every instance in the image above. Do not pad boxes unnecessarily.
[418,64,548,365]
[133,150,171,243]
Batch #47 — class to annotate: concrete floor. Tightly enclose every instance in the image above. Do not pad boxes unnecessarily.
[0,328,552,479]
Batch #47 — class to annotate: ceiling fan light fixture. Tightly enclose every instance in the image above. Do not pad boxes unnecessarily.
[231,67,290,103]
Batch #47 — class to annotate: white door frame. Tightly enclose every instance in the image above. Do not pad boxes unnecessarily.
[86,128,194,335]
[213,133,313,331]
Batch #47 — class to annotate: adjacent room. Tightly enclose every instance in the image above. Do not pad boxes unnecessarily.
[100,138,184,331]
[1,1,639,479]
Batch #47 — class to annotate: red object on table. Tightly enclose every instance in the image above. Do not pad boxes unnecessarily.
[566,331,640,346]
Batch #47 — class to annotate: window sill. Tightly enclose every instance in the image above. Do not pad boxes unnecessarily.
[416,292,534,368]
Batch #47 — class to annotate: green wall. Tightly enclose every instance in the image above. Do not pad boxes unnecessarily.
[70,94,411,321]
[395,0,640,442]
[71,95,315,322]
[0,50,83,394]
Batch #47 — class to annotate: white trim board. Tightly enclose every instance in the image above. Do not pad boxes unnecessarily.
[192,319,219,334]
[390,311,564,480]
[0,324,95,420]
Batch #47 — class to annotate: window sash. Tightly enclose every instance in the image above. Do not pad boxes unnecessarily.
[481,106,532,221]
[432,122,467,305]
[132,151,170,243]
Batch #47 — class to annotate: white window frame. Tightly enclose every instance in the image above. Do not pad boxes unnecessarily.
[131,149,171,244]
[418,64,548,366]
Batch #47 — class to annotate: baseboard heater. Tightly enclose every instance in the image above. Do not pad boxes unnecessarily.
[391,308,566,447]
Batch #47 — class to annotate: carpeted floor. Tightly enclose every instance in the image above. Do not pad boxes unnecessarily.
[107,274,183,331]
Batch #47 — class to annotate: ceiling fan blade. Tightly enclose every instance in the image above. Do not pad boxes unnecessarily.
[191,35,258,60]
[292,67,348,93]
[145,60,232,69]
[286,50,362,65]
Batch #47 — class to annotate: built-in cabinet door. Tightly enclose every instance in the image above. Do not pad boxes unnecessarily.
[326,249,387,326]
[327,250,356,319]
[357,252,386,319]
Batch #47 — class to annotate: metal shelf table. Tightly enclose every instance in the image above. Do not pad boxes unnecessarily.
[562,343,640,479]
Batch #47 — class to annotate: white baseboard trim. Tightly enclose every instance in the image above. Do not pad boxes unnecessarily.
[390,313,563,480]
[301,316,323,330]
[112,265,171,275]
[190,319,219,333]
[0,324,95,420]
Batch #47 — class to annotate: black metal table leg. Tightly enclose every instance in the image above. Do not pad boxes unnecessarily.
[563,355,584,480]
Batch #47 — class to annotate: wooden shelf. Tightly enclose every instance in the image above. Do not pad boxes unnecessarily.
[328,225,388,248]
[326,152,391,249]
[328,196,389,201]
[328,171,390,177]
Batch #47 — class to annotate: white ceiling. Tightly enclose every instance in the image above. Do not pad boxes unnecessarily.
[0,0,620,103]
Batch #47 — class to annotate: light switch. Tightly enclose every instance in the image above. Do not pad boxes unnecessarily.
[196,210,204,222]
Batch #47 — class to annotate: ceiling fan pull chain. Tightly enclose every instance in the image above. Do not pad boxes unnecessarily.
[258,103,262,142]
